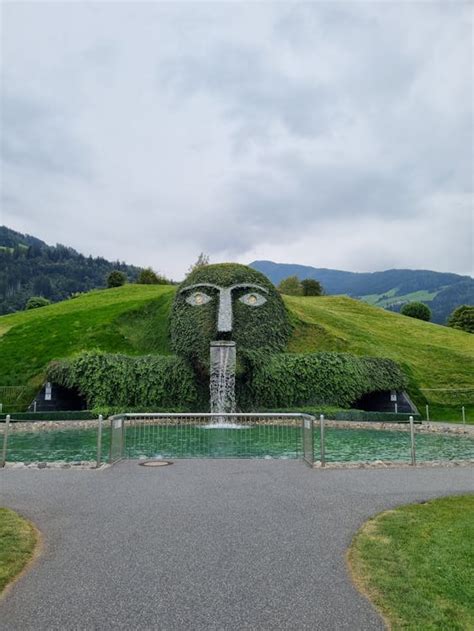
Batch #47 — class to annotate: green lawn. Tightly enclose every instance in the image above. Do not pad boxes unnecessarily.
[0,287,472,419]
[0,508,38,593]
[349,495,474,630]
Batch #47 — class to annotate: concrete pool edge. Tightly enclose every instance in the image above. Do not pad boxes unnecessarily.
[3,419,473,435]
[2,458,473,470]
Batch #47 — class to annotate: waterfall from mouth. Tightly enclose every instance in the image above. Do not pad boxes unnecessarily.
[210,341,236,417]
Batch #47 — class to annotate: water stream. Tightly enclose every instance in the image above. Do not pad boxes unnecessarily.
[209,341,236,421]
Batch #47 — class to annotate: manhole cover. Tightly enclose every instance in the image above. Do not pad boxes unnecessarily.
[139,460,173,467]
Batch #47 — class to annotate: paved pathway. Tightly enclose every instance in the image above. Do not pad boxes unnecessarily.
[1,461,473,630]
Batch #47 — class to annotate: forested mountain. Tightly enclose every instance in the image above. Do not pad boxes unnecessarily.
[250,260,474,324]
[0,226,142,314]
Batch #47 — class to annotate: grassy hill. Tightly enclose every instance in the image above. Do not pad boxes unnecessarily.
[0,285,472,421]
[286,296,473,420]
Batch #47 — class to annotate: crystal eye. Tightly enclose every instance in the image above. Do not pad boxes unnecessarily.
[239,292,266,307]
[186,291,212,306]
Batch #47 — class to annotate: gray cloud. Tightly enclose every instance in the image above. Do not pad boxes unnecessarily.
[1,2,472,278]
[2,92,91,177]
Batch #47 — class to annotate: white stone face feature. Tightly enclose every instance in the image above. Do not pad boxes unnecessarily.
[180,283,269,333]
[239,292,267,307]
[185,291,212,306]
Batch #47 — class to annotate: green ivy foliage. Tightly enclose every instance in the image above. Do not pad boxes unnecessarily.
[239,351,407,409]
[170,263,292,371]
[47,349,407,411]
[48,352,200,410]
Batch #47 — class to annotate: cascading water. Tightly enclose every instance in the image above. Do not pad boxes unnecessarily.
[210,341,236,415]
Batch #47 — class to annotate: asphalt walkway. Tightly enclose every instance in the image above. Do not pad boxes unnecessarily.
[1,461,473,630]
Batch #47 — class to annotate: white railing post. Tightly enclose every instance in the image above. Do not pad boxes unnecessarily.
[1,414,11,468]
[409,415,416,466]
[425,404,429,421]
[319,414,325,467]
[96,414,103,468]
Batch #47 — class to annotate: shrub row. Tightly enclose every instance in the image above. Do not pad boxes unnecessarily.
[241,351,408,409]
[45,349,408,412]
[48,352,200,410]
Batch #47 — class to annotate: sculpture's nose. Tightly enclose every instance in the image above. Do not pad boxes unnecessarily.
[217,288,233,333]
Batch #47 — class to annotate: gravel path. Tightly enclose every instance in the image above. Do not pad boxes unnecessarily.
[1,460,473,630]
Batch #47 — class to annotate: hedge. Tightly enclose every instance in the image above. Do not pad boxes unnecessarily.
[45,347,408,412]
[48,352,201,410]
[240,351,408,409]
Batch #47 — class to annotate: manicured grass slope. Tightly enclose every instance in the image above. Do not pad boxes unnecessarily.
[0,287,472,418]
[349,495,474,630]
[286,295,474,420]
[0,285,174,401]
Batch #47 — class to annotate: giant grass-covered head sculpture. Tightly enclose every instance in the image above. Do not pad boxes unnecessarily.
[48,263,407,414]
[170,263,291,369]
[170,263,292,412]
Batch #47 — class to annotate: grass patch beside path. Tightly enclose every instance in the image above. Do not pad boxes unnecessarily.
[0,508,39,594]
[349,495,474,630]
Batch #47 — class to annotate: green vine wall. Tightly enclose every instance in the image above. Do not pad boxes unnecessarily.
[48,352,200,410]
[239,351,407,409]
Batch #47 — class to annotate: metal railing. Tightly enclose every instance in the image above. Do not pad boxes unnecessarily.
[1,415,105,468]
[109,413,316,465]
[1,413,471,468]
[314,414,420,467]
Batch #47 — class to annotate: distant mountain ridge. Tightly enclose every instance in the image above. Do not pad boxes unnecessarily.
[250,260,474,324]
[0,226,142,314]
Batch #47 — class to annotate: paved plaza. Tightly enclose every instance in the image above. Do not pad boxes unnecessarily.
[1,461,473,630]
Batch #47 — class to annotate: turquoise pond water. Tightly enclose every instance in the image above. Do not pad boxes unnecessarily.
[4,425,474,463]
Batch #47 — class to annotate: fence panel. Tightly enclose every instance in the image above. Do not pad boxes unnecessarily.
[110,416,125,464]
[109,413,313,462]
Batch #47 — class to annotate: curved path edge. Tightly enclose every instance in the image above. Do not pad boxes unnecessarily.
[0,513,42,602]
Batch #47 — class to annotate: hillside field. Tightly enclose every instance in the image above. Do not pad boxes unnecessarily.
[0,285,472,421]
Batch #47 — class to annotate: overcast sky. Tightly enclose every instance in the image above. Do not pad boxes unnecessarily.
[1,1,472,279]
